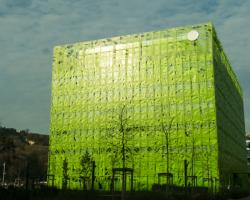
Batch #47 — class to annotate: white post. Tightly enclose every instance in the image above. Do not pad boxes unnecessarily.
[2,162,6,186]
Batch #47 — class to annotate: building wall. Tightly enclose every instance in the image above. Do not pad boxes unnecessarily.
[213,29,248,188]
[48,23,237,190]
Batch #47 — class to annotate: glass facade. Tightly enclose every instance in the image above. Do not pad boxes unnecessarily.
[48,22,247,190]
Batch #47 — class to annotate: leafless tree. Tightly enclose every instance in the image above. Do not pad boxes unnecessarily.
[185,124,197,187]
[160,112,175,185]
[80,150,93,190]
[105,104,137,200]
[62,158,68,189]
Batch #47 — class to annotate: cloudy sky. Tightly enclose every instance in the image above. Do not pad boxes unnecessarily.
[0,0,249,134]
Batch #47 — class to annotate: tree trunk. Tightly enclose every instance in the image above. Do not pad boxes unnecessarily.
[122,128,126,200]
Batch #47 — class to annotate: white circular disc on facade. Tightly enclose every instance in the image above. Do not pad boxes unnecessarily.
[187,30,199,41]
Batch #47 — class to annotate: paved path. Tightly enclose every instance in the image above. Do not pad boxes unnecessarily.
[229,197,250,200]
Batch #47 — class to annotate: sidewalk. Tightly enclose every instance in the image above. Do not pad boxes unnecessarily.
[229,197,250,200]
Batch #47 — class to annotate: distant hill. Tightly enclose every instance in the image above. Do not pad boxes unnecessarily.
[0,126,49,182]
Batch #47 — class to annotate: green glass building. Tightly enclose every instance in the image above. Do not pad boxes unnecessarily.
[48,22,247,190]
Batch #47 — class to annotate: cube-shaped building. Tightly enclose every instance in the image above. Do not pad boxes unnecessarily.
[48,22,247,190]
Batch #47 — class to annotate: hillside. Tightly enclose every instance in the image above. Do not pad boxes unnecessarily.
[0,127,49,182]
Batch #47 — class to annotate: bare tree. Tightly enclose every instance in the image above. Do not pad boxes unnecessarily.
[184,124,197,187]
[80,150,93,190]
[105,104,136,200]
[160,112,175,185]
[62,158,68,189]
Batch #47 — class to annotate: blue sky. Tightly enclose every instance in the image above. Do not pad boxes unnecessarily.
[0,0,249,134]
